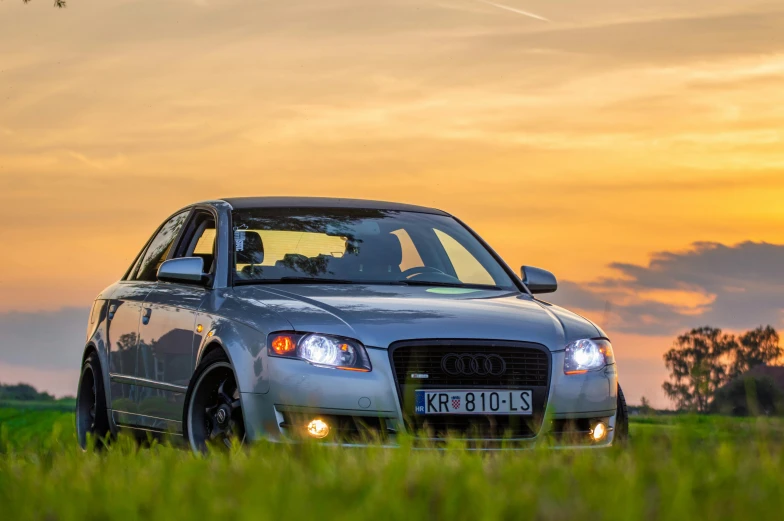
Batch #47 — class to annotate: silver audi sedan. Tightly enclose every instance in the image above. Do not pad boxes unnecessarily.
[76,197,628,451]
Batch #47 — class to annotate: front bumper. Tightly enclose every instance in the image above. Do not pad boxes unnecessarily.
[240,347,619,448]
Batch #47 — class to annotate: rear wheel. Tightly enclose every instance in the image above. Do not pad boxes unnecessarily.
[183,350,246,452]
[76,351,111,449]
[614,384,629,444]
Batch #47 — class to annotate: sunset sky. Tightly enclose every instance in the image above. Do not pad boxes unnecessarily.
[1,0,783,407]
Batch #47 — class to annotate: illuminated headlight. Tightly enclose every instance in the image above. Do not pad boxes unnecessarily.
[563,339,614,375]
[268,332,372,372]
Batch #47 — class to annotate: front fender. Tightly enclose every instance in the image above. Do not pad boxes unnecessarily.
[193,315,270,395]
[83,300,120,434]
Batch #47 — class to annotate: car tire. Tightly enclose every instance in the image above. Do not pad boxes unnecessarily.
[183,349,246,453]
[75,351,111,449]
[614,383,629,445]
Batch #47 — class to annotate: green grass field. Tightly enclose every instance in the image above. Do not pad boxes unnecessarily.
[2,407,784,521]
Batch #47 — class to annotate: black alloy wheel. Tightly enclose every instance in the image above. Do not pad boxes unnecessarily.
[615,384,630,444]
[184,350,246,452]
[76,351,111,449]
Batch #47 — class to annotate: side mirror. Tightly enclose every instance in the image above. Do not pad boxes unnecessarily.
[521,266,557,294]
[158,257,207,285]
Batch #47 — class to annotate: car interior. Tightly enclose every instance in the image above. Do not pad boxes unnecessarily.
[234,229,405,281]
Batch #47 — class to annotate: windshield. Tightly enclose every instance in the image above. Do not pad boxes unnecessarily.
[231,208,519,290]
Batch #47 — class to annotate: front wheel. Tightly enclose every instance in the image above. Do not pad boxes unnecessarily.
[75,352,111,449]
[614,384,629,444]
[183,350,246,452]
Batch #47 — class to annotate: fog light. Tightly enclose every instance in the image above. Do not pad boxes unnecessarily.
[591,421,607,442]
[307,419,330,439]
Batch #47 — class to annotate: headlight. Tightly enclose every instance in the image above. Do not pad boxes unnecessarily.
[268,332,372,372]
[563,339,614,375]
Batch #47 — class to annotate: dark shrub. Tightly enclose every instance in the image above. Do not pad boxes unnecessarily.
[711,376,784,416]
[0,383,55,402]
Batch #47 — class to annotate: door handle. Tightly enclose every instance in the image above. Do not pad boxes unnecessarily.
[142,307,152,325]
[108,304,118,320]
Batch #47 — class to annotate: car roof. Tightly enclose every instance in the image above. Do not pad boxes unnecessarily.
[216,196,449,216]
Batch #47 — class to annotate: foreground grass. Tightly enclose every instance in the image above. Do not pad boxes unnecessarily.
[0,406,74,450]
[2,410,784,521]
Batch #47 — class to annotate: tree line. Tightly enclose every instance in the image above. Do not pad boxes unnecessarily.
[0,382,56,402]
[663,326,782,414]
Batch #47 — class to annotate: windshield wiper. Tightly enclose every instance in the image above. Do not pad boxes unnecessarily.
[398,280,502,290]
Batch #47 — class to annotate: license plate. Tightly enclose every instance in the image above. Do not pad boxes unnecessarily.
[414,389,533,415]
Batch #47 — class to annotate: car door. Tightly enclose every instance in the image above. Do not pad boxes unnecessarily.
[106,282,152,416]
[108,210,190,427]
[134,209,217,429]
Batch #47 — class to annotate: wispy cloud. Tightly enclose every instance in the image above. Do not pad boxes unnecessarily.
[476,0,549,22]
[435,2,489,15]
[66,150,105,169]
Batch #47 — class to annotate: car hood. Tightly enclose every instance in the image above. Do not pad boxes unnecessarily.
[231,284,602,351]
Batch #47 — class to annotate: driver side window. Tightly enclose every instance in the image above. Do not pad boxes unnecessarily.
[133,212,189,282]
[174,211,217,274]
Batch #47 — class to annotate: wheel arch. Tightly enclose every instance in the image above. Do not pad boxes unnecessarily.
[192,319,270,395]
[81,342,110,394]
[196,340,229,366]
[81,342,98,364]
[193,334,244,393]
[79,342,119,435]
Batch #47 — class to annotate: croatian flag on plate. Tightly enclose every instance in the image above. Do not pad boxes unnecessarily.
[451,396,461,410]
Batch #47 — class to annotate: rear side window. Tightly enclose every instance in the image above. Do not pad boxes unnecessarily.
[134,212,189,281]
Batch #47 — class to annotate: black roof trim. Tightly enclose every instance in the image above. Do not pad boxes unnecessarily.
[218,197,449,216]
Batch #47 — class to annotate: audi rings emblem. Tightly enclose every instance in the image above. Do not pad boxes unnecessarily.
[441,353,507,377]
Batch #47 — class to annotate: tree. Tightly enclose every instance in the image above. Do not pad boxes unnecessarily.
[0,383,55,401]
[23,0,67,8]
[662,327,737,412]
[639,396,655,415]
[114,332,139,377]
[730,326,782,378]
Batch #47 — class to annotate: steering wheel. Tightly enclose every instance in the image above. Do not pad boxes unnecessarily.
[401,266,448,279]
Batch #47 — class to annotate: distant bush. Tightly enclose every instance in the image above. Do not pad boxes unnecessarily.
[0,383,55,402]
[710,376,784,416]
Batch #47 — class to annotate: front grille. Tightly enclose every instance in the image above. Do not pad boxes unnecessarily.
[390,340,551,439]
[392,343,549,388]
